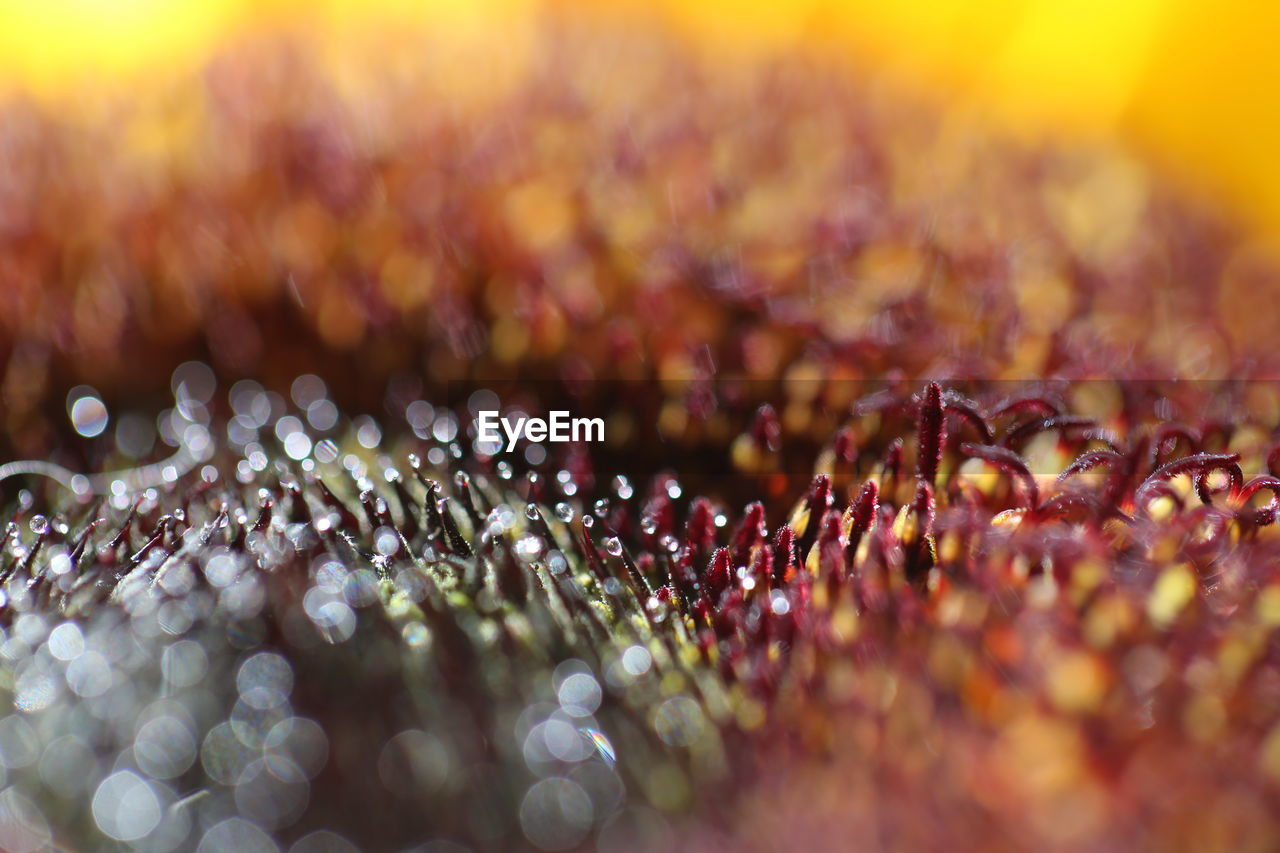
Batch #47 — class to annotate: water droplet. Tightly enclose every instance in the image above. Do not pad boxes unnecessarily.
[402,622,431,647]
[355,416,382,449]
[594,499,610,516]
[554,503,575,523]
[374,527,400,557]
[525,503,541,521]
[603,537,622,557]
[172,361,216,404]
[92,770,162,841]
[487,507,514,536]
[516,535,545,560]
[622,644,653,676]
[69,393,109,438]
[29,515,48,536]
[284,431,313,461]
[558,672,603,714]
[640,516,658,535]
[613,475,634,500]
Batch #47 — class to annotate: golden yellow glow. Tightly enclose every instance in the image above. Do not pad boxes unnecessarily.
[1,0,1279,237]
[0,0,239,88]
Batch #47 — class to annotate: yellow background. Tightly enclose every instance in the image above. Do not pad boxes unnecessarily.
[0,0,1277,238]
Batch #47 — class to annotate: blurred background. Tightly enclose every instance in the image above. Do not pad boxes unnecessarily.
[1,0,1278,235]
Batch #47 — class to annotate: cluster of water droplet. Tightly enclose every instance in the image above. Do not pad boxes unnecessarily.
[0,541,344,852]
[1,368,739,851]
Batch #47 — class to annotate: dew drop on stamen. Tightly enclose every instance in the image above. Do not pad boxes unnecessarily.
[613,475,634,500]
[284,432,313,461]
[554,503,574,523]
[402,622,431,647]
[69,394,109,438]
[516,535,544,560]
[604,537,623,557]
[355,416,383,449]
[374,528,400,557]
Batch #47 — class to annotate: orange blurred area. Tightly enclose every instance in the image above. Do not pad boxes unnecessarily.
[0,0,1278,239]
